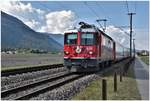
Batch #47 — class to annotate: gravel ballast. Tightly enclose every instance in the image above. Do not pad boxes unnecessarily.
[1,71,69,91]
[1,67,67,86]
[31,74,99,100]
[2,74,79,100]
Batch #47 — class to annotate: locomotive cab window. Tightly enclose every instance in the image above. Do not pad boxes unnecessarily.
[64,33,77,45]
[81,33,96,45]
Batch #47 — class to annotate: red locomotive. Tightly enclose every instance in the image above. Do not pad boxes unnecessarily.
[64,22,129,72]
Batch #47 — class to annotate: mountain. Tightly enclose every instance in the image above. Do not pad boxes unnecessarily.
[1,11,63,52]
[41,33,64,45]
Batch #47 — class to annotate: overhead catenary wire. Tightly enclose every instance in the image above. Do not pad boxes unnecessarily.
[39,1,133,39]
[56,2,81,20]
[83,1,104,30]
[38,2,52,12]
[85,2,130,47]
[39,2,81,28]
[55,2,82,28]
[125,0,130,13]
[94,1,132,48]
[95,2,130,37]
[84,2,100,18]
[134,1,137,14]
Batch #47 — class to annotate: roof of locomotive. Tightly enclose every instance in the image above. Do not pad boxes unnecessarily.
[63,24,115,43]
[78,22,115,42]
[79,27,97,32]
[64,29,78,33]
[79,26,115,42]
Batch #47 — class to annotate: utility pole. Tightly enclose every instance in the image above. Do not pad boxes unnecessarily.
[133,39,135,58]
[128,13,136,57]
[96,19,107,32]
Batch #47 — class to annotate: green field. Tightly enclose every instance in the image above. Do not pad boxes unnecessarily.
[1,53,63,71]
[139,56,149,65]
[72,63,141,100]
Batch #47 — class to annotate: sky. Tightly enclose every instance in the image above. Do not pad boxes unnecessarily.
[0,0,149,50]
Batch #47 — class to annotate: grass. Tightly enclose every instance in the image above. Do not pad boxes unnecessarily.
[72,63,141,100]
[1,53,63,70]
[139,55,149,65]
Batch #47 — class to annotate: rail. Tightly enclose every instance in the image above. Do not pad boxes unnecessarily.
[1,72,85,100]
[1,64,63,77]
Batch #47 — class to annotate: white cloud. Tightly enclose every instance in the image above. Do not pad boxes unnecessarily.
[24,19,40,29]
[106,25,130,46]
[39,10,75,34]
[0,1,76,34]
[0,1,44,15]
[0,1,45,30]
[106,26,149,50]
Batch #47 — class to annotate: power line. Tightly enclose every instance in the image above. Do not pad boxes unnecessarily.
[134,1,137,13]
[94,1,133,49]
[54,2,83,28]
[55,2,80,20]
[125,0,130,13]
[84,2,104,29]
[95,2,130,37]
[39,2,52,12]
[115,26,130,36]
[84,2,100,19]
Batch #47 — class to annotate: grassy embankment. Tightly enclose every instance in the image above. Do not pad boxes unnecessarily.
[72,63,141,100]
[139,55,149,65]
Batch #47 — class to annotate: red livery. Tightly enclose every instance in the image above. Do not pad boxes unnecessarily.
[64,22,129,72]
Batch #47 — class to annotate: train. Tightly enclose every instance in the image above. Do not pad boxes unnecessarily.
[64,22,130,72]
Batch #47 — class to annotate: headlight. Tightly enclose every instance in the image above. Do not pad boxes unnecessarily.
[64,51,69,54]
[89,51,93,55]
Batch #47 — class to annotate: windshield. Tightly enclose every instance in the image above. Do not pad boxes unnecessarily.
[81,33,95,45]
[64,33,77,44]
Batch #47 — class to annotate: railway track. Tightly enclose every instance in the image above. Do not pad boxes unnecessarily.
[1,58,133,100]
[1,71,85,100]
[2,57,129,77]
[1,63,63,77]
[1,66,67,87]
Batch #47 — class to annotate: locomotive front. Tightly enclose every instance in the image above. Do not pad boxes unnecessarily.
[64,25,99,72]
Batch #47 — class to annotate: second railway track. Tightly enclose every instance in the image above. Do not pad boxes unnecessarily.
[1,66,67,87]
[1,63,63,77]
[1,71,85,100]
